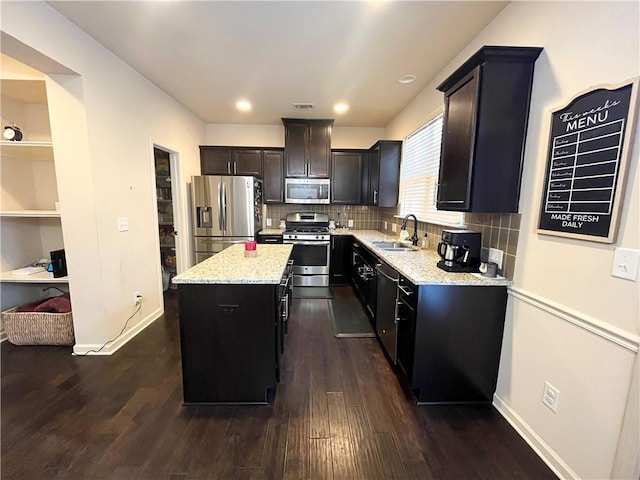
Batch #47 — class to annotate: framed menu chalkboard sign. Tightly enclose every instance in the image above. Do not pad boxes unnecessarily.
[538,78,639,243]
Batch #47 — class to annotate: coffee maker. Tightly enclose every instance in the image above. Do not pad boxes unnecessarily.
[436,229,481,272]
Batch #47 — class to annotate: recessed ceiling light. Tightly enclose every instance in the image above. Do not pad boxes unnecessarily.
[398,75,416,84]
[334,103,349,114]
[236,100,252,111]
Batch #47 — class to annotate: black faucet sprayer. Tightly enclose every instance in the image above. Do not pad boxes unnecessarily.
[401,214,419,246]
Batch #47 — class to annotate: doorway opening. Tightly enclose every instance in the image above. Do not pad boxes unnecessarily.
[154,147,177,296]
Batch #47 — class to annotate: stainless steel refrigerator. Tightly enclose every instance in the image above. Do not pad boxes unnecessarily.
[191,175,263,263]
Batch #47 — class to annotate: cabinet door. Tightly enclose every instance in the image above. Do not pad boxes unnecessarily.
[331,151,363,204]
[377,141,402,207]
[437,68,480,211]
[367,145,381,205]
[263,150,284,203]
[200,147,232,175]
[330,235,352,285]
[307,123,331,178]
[233,149,263,176]
[284,123,308,177]
[396,301,416,382]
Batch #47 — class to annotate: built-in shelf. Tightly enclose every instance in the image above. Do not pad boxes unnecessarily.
[0,270,68,284]
[0,210,60,218]
[0,141,54,161]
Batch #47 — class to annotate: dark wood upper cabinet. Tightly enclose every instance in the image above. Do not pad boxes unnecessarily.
[282,119,333,178]
[263,149,285,203]
[200,147,232,175]
[436,46,543,213]
[331,150,365,204]
[200,146,263,177]
[232,149,263,176]
[365,140,402,207]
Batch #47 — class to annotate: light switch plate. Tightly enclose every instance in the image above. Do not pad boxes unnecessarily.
[348,219,354,228]
[611,248,639,281]
[488,248,504,270]
[391,223,397,233]
[118,216,129,232]
[266,218,272,227]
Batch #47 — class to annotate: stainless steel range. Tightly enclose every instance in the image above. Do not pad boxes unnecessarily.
[283,212,330,287]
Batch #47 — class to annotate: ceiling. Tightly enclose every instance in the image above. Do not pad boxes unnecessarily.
[47,1,508,127]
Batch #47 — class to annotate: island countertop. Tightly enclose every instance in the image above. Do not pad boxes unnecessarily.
[172,243,293,284]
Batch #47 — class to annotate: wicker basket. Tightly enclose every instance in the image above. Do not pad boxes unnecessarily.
[2,307,75,346]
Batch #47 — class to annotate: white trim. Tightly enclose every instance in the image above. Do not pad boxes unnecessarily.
[493,394,578,480]
[0,330,7,343]
[508,287,639,353]
[72,307,162,356]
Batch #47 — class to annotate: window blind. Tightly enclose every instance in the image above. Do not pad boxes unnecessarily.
[399,114,464,227]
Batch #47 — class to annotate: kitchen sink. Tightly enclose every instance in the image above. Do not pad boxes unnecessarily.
[371,241,416,251]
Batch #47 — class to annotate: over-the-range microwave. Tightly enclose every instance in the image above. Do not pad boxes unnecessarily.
[285,178,330,204]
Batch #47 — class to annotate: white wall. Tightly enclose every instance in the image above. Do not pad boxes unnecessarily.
[1,2,205,354]
[205,123,385,149]
[386,2,639,478]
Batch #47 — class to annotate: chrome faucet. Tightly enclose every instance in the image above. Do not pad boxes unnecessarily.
[401,214,419,246]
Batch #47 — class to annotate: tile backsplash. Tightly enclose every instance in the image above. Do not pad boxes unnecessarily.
[265,205,381,230]
[265,204,521,280]
[378,209,521,280]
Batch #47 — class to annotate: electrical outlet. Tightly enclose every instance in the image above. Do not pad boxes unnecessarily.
[266,218,272,227]
[134,291,143,306]
[488,248,504,270]
[348,219,354,228]
[118,217,129,232]
[542,381,560,413]
[392,223,397,233]
[384,221,388,230]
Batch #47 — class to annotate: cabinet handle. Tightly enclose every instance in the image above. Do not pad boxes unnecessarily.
[434,183,440,204]
[373,190,378,204]
[227,161,231,174]
[233,162,237,174]
[398,285,413,296]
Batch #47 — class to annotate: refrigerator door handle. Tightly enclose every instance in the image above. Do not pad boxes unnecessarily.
[221,180,228,232]
[217,180,223,231]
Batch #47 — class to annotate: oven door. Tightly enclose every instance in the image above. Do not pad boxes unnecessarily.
[285,240,330,286]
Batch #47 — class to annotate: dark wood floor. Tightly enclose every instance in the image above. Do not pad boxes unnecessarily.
[1,286,556,480]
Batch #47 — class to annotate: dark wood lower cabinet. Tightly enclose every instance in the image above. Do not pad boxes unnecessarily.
[257,234,283,244]
[396,282,508,403]
[177,283,279,404]
[329,235,352,285]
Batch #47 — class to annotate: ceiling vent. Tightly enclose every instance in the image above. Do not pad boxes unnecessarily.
[292,103,315,110]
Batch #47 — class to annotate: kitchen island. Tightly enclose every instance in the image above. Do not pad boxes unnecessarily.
[172,243,293,404]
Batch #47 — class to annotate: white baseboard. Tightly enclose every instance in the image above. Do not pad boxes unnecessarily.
[493,394,578,479]
[72,307,162,356]
[0,329,7,343]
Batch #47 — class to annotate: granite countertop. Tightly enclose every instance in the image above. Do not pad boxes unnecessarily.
[172,244,293,284]
[349,230,512,287]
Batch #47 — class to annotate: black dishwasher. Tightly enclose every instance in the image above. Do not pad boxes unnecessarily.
[376,262,399,363]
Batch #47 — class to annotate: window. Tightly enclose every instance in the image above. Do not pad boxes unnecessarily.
[399,114,464,227]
